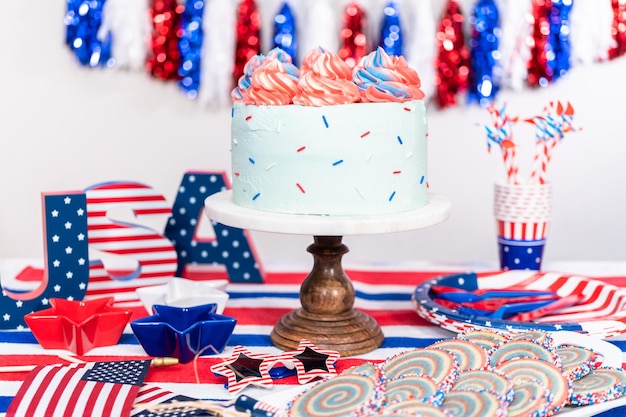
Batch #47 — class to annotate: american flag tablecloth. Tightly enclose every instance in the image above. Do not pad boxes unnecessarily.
[2,262,626,416]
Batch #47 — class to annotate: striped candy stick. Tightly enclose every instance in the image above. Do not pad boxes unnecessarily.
[502,139,519,184]
[529,101,579,184]
[497,109,519,184]
[530,139,551,185]
[527,108,549,184]
[528,115,556,184]
[538,110,564,184]
[540,136,561,184]
[485,103,519,184]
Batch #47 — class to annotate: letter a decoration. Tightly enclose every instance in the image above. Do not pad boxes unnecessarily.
[0,192,90,329]
[164,171,264,283]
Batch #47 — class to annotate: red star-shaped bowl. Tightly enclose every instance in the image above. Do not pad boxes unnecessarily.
[24,297,132,355]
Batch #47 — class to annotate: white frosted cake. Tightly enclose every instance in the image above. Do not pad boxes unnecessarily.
[230,47,428,216]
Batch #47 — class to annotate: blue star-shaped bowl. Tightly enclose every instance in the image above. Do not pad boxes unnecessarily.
[130,303,237,363]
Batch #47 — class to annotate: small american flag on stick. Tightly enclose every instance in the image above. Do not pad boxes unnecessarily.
[7,360,151,417]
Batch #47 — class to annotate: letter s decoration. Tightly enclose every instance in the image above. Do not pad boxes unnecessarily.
[84,181,178,307]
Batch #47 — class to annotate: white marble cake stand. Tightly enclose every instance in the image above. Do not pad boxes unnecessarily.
[204,190,451,356]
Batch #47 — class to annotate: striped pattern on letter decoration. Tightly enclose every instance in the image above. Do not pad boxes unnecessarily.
[84,181,178,309]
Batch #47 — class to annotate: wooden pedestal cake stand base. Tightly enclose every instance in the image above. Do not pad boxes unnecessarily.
[204,191,450,356]
[270,235,384,356]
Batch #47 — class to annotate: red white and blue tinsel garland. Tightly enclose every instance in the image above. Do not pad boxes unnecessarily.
[379,1,403,56]
[273,1,297,64]
[64,0,625,109]
[468,0,501,106]
[65,0,112,66]
[178,0,205,98]
[338,2,369,69]
[146,0,183,80]
[435,0,470,108]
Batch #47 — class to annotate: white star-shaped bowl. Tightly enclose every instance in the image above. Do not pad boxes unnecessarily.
[136,278,229,314]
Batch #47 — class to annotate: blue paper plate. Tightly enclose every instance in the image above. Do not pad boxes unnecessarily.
[412,270,626,338]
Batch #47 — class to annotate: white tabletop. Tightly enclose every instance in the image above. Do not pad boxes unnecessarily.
[204,190,451,236]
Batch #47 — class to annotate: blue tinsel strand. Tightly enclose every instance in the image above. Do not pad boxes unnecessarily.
[178,0,205,99]
[64,0,111,67]
[379,2,403,56]
[548,0,573,81]
[273,2,297,65]
[468,0,500,107]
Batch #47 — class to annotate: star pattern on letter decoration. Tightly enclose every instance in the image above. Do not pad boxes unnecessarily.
[0,191,89,330]
[163,171,264,283]
[210,346,274,394]
[276,339,340,384]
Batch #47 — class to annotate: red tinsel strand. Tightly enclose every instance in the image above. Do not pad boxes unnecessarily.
[233,0,262,89]
[527,0,553,87]
[146,0,184,81]
[338,2,369,69]
[609,0,626,59]
[434,0,470,108]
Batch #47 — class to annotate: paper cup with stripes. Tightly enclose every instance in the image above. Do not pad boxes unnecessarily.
[494,181,552,270]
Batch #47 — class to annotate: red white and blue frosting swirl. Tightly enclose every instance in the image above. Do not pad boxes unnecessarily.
[231,46,425,106]
[353,47,425,103]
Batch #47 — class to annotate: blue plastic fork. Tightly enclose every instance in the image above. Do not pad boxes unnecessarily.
[433,286,558,303]
[458,299,556,320]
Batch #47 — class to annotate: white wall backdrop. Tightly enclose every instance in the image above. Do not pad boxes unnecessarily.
[1,0,625,269]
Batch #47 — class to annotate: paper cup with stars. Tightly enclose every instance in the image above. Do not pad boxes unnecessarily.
[494,181,552,270]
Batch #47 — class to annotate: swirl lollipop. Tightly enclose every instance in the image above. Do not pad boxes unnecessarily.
[384,375,442,405]
[569,367,626,406]
[441,390,504,417]
[288,373,382,417]
[507,380,552,417]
